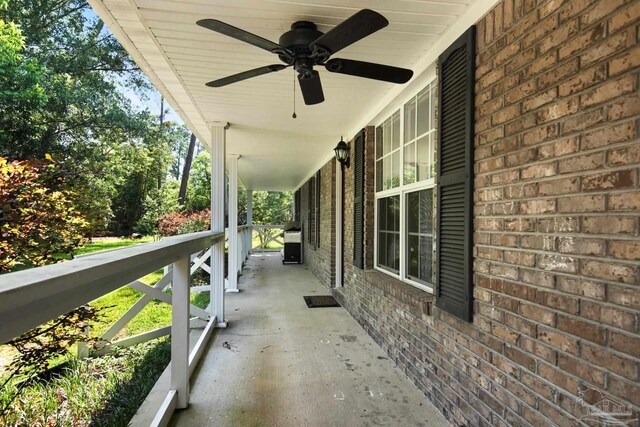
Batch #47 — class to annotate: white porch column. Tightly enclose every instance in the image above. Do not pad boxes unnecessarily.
[246,190,253,255]
[227,154,240,293]
[211,122,227,328]
[171,255,190,408]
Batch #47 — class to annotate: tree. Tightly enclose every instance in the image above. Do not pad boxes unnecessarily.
[0,2,47,150]
[251,191,293,246]
[178,133,197,205]
[0,157,88,271]
[184,151,212,212]
[1,0,150,160]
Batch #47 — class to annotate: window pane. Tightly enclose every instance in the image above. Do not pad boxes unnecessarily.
[378,232,386,267]
[417,87,430,136]
[378,197,387,230]
[419,236,433,282]
[376,126,383,160]
[383,156,391,190]
[392,111,400,150]
[419,188,433,234]
[404,98,416,143]
[431,85,437,134]
[391,150,400,189]
[392,233,400,271]
[390,195,400,231]
[405,189,433,285]
[407,234,419,278]
[376,159,383,191]
[417,134,430,181]
[377,196,399,274]
[403,142,416,185]
[383,118,391,155]
[407,191,419,232]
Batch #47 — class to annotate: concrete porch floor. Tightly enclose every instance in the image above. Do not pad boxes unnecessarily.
[165,252,449,426]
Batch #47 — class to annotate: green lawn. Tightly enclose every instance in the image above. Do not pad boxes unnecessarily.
[251,230,284,250]
[75,236,155,256]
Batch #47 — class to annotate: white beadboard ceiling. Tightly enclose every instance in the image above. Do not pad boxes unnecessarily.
[89,0,495,190]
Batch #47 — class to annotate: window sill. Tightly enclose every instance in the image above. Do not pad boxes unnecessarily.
[362,270,434,317]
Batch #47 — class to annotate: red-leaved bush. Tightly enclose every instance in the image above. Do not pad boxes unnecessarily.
[158,209,210,236]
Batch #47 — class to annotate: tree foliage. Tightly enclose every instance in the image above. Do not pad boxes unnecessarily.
[252,192,293,225]
[0,157,88,271]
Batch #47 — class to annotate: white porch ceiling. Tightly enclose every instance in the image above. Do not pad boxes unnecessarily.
[90,0,493,191]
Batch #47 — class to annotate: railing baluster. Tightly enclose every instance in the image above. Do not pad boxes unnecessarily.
[171,256,190,409]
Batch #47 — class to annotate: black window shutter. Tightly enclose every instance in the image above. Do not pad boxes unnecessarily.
[294,189,301,222]
[316,170,321,247]
[353,129,365,269]
[435,26,475,322]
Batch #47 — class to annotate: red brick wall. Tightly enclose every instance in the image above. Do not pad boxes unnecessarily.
[304,0,640,425]
[473,0,639,424]
[301,161,336,285]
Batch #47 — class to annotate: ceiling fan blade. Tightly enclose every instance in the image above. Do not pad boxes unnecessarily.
[197,19,290,55]
[311,9,388,56]
[206,64,287,87]
[298,71,324,105]
[325,58,413,84]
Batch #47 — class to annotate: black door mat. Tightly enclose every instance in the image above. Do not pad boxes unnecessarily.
[303,295,341,308]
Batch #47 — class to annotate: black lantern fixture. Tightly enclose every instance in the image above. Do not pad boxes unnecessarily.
[334,137,350,168]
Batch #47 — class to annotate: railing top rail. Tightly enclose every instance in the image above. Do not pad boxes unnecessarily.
[0,231,224,344]
[251,224,285,228]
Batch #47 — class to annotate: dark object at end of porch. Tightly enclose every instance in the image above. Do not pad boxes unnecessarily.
[304,295,341,308]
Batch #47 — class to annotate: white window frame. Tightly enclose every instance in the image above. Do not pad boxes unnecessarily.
[374,78,437,294]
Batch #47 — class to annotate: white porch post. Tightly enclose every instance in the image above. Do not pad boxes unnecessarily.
[227,155,240,293]
[171,256,190,408]
[246,190,253,256]
[211,122,227,328]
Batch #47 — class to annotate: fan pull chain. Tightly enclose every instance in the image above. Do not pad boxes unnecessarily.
[292,70,297,119]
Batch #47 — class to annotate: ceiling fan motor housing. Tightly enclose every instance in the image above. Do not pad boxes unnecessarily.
[278,21,324,69]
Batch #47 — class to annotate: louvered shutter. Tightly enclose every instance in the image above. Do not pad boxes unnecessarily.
[293,189,300,222]
[353,129,365,269]
[435,27,475,322]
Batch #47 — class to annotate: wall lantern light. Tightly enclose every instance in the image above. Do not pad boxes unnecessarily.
[334,137,350,168]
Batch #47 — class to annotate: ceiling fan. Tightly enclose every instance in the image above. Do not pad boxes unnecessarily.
[196,9,414,105]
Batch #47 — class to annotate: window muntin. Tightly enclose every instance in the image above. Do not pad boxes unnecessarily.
[375,80,436,292]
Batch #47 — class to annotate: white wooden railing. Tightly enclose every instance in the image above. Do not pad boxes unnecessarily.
[251,224,285,251]
[0,231,224,426]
